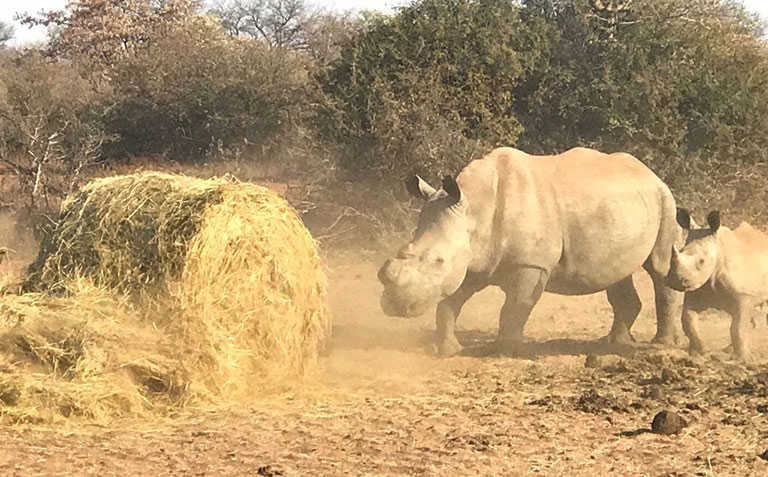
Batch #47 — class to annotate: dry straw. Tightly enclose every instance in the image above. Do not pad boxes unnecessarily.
[0,172,330,424]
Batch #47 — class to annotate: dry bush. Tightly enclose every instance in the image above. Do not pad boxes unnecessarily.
[672,162,768,229]
[0,51,112,213]
[101,15,317,161]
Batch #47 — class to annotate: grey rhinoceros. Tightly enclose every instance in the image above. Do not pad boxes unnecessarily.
[377,147,684,356]
[668,209,768,360]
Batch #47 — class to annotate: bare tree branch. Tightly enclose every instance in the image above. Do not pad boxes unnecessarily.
[208,0,318,49]
[0,20,14,47]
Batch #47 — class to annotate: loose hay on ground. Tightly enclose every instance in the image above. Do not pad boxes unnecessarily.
[0,279,188,424]
[0,172,330,424]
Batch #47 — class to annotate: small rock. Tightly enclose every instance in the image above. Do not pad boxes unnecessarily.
[585,354,600,368]
[651,410,687,435]
[257,466,285,477]
[648,386,664,401]
[755,372,768,387]
[661,367,678,383]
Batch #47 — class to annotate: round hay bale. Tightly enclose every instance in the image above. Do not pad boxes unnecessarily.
[23,172,330,399]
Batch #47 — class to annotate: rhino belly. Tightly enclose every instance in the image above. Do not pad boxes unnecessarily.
[545,218,659,295]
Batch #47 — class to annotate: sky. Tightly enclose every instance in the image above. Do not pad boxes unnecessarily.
[0,0,405,46]
[1,0,767,46]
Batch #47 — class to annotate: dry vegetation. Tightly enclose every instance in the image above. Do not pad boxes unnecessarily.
[1,0,768,474]
[0,172,329,425]
[1,255,768,475]
[1,157,768,476]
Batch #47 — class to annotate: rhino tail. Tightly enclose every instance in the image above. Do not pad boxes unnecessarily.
[647,190,679,278]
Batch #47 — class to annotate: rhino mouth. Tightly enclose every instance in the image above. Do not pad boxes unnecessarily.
[665,276,686,292]
[665,275,699,292]
[380,290,432,318]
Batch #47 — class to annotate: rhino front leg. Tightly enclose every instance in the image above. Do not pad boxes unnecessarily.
[681,306,704,356]
[649,271,684,345]
[497,267,548,348]
[604,275,642,344]
[435,277,484,357]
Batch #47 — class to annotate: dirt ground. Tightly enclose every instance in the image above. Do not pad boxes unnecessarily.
[1,247,768,476]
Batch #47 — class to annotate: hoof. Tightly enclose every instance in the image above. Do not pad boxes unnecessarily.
[651,333,680,346]
[732,350,752,363]
[602,331,636,345]
[436,339,463,358]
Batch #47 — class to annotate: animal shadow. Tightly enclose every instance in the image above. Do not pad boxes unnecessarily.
[456,330,643,359]
[618,428,653,437]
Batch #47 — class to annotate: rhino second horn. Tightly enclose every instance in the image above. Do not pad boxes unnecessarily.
[405,175,437,200]
[442,175,462,204]
[707,210,721,232]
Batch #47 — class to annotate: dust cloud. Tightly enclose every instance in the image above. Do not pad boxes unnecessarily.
[318,254,445,397]
[317,253,511,399]
[314,251,733,401]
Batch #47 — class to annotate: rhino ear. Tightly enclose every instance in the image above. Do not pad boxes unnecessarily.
[405,175,437,200]
[676,208,692,230]
[442,175,462,204]
[707,210,721,232]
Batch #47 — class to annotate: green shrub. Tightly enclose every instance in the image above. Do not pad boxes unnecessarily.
[514,0,768,191]
[321,0,768,195]
[318,0,533,180]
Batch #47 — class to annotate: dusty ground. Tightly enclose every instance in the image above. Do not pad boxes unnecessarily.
[1,249,768,476]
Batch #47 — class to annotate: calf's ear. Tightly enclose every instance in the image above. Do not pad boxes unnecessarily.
[676,207,693,230]
[706,210,720,232]
[405,175,437,200]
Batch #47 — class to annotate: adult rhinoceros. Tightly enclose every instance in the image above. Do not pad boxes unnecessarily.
[377,147,684,356]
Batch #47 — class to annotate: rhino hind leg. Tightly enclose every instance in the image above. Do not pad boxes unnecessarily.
[728,298,754,361]
[648,271,684,345]
[604,275,642,344]
[497,267,548,347]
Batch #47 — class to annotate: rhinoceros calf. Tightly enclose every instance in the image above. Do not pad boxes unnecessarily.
[377,147,684,356]
[668,209,768,360]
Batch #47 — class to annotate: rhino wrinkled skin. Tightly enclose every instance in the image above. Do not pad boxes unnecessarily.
[378,147,684,356]
[669,209,768,360]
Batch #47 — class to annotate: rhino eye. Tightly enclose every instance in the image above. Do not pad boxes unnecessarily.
[435,257,445,265]
[697,258,705,267]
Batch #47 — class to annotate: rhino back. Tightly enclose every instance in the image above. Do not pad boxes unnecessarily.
[458,147,675,294]
[716,224,768,299]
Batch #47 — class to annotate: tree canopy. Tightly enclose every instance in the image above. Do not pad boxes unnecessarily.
[4,0,768,198]
[319,0,768,184]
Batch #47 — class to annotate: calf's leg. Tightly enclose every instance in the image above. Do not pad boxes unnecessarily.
[682,306,704,356]
[728,298,754,361]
